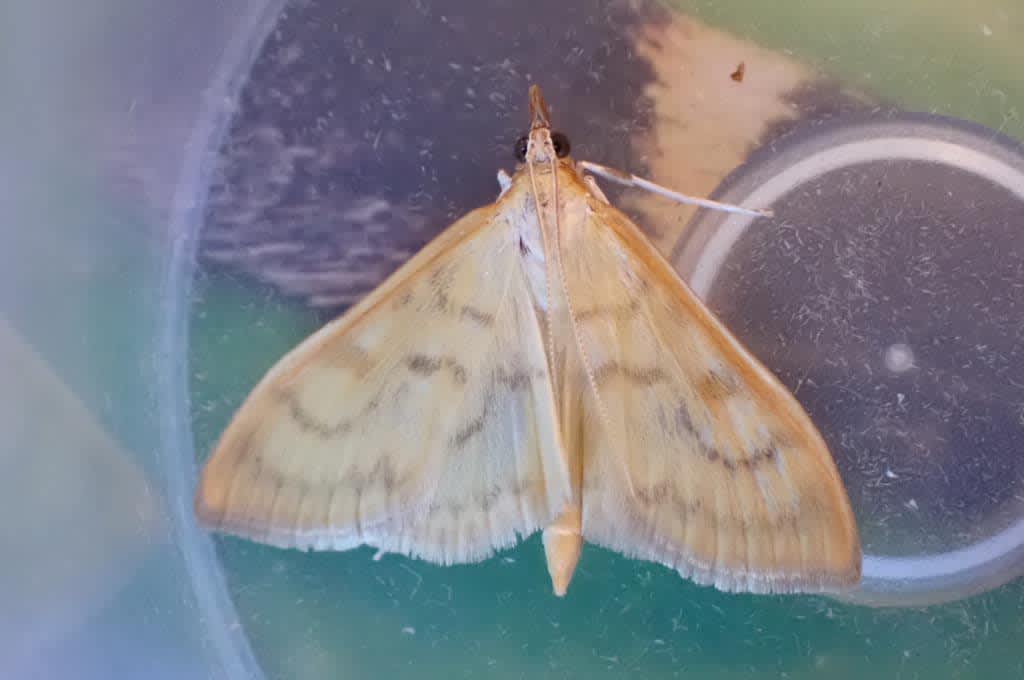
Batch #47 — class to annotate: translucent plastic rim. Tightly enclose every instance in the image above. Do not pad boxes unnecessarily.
[157,0,289,676]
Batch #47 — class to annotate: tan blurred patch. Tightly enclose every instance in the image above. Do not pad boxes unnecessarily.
[623,15,812,254]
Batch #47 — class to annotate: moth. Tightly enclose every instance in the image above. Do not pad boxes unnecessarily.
[195,86,861,597]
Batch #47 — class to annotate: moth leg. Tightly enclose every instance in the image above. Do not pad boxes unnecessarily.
[576,159,773,218]
[496,169,513,197]
[582,174,610,204]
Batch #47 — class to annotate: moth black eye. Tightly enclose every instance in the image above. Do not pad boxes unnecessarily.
[551,131,571,158]
[514,135,529,162]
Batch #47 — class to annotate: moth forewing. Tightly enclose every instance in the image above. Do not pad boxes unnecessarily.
[556,183,861,592]
[195,195,573,565]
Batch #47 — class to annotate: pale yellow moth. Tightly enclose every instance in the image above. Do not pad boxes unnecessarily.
[195,86,862,597]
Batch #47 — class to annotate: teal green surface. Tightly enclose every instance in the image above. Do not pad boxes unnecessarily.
[671,0,1023,142]
[190,270,1024,679]
[190,4,1024,677]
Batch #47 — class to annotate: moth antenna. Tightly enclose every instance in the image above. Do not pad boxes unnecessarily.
[577,160,773,219]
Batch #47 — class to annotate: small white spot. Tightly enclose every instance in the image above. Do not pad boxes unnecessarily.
[884,343,916,373]
[885,467,898,479]
[373,549,385,561]
[905,498,919,511]
[278,44,303,66]
[501,556,516,564]
[401,626,416,635]
[982,24,993,36]
[496,169,513,196]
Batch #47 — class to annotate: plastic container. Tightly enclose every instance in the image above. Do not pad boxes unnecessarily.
[5,1,1024,678]
[2,2,282,678]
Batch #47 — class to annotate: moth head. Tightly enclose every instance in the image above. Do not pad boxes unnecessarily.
[515,85,572,164]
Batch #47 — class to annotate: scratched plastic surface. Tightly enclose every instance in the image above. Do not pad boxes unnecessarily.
[5,1,1024,678]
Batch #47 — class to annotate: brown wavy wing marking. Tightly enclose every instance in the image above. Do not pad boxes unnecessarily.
[195,202,572,564]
